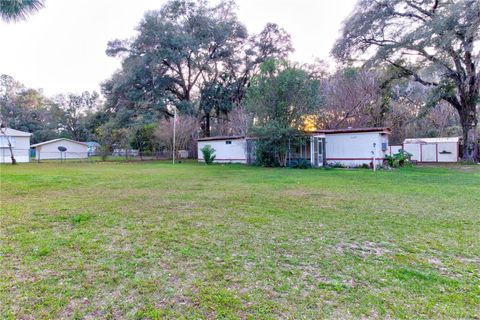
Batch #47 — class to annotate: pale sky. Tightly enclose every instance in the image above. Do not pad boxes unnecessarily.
[0,0,356,96]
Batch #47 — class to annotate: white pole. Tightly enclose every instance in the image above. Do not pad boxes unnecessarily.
[372,143,376,172]
[310,136,314,167]
[172,106,176,165]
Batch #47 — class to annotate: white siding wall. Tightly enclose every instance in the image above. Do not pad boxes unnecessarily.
[388,145,402,155]
[325,132,388,166]
[197,139,247,164]
[36,140,89,160]
[0,136,30,163]
[403,143,421,161]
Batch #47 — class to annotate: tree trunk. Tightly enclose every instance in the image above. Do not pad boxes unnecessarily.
[2,133,17,165]
[7,139,16,165]
[459,104,478,162]
[204,113,211,137]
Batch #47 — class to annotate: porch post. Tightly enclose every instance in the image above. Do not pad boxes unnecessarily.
[310,136,314,166]
[322,138,326,166]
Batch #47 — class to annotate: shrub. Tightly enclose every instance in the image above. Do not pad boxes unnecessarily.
[250,123,306,167]
[328,162,346,168]
[385,150,412,168]
[200,145,216,165]
[353,163,370,169]
[290,158,311,169]
[253,141,280,167]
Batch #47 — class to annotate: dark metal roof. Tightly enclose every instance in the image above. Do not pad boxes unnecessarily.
[197,135,246,142]
[311,127,391,135]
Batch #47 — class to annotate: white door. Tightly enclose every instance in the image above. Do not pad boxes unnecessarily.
[422,144,437,162]
[311,136,324,167]
[317,139,324,167]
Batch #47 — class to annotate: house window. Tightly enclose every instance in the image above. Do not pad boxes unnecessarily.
[225,141,232,145]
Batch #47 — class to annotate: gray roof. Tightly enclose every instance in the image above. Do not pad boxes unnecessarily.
[1,128,32,137]
[404,137,460,144]
[31,138,88,148]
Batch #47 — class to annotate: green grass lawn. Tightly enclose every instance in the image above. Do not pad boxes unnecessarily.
[1,162,479,319]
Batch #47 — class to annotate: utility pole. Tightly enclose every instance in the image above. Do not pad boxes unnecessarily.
[172,106,176,165]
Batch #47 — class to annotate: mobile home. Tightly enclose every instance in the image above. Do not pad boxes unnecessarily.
[310,127,391,167]
[197,127,391,167]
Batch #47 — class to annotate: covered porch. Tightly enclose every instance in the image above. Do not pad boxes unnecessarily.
[286,134,326,167]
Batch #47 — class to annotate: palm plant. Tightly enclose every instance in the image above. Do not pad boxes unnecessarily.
[0,0,45,22]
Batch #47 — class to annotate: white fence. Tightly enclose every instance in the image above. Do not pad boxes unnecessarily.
[35,151,90,161]
[112,149,140,157]
[0,148,193,164]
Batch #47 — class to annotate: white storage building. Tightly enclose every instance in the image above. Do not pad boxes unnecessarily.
[31,138,89,160]
[402,137,459,163]
[197,136,252,164]
[0,128,32,163]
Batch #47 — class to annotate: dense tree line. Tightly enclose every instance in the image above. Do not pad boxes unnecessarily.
[0,75,101,144]
[1,0,478,162]
[333,0,479,160]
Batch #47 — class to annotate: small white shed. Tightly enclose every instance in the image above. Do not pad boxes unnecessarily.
[31,138,89,160]
[0,128,32,163]
[402,137,459,163]
[197,136,250,164]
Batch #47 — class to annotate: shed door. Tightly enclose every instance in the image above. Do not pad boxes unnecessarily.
[422,144,437,162]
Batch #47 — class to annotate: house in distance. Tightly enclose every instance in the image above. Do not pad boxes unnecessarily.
[31,138,89,160]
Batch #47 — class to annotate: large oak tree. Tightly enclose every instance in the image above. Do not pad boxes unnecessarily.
[103,0,292,137]
[104,0,248,136]
[333,0,480,161]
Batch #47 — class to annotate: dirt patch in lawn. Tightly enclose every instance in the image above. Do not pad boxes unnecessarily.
[416,163,480,173]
